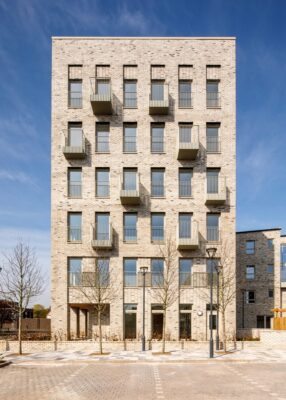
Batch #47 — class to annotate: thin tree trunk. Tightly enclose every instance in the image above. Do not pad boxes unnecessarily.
[222,311,226,353]
[162,309,166,353]
[18,312,22,355]
[98,309,103,354]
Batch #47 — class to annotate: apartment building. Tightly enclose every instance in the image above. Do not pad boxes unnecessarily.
[51,37,236,341]
[236,228,286,330]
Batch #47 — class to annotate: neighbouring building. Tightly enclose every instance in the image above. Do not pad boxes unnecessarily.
[51,37,236,341]
[236,228,286,331]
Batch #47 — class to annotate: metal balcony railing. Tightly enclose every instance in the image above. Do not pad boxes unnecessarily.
[206,176,227,205]
[68,227,82,242]
[207,227,220,242]
[68,183,82,198]
[123,140,137,153]
[124,93,137,108]
[151,183,165,197]
[124,227,137,242]
[68,93,82,108]
[68,272,110,287]
[120,173,140,204]
[179,182,192,197]
[206,137,221,153]
[63,130,86,159]
[179,93,192,108]
[90,78,112,114]
[96,183,110,197]
[177,221,199,250]
[149,83,169,115]
[151,227,164,242]
[207,92,221,108]
[91,223,113,249]
[178,125,199,160]
[179,272,192,286]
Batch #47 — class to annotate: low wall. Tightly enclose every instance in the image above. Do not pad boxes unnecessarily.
[236,328,262,340]
[260,330,286,347]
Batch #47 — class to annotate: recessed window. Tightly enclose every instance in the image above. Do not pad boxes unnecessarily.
[207,214,220,242]
[245,290,255,304]
[151,123,164,153]
[151,259,164,286]
[96,123,110,152]
[268,289,274,298]
[124,80,137,108]
[123,168,138,191]
[267,264,274,274]
[246,240,255,255]
[68,168,82,198]
[124,259,137,287]
[96,168,109,197]
[207,169,220,194]
[206,80,220,108]
[68,212,82,242]
[95,213,110,241]
[123,213,137,242]
[179,213,192,239]
[68,258,82,286]
[151,168,165,197]
[179,80,192,108]
[68,80,82,108]
[151,213,164,242]
[268,239,274,250]
[246,265,255,280]
[179,259,192,286]
[179,169,192,197]
[123,123,137,153]
[206,123,220,153]
[124,303,137,339]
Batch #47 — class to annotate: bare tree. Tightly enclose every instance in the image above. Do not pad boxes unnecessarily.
[0,241,44,354]
[153,236,178,353]
[76,259,117,354]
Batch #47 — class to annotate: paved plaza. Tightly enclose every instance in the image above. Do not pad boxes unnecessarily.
[1,361,286,400]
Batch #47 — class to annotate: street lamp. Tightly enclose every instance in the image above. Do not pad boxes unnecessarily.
[206,247,217,358]
[140,266,148,351]
[215,261,222,351]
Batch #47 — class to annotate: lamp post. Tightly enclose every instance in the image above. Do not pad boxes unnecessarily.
[140,266,148,351]
[206,247,217,358]
[215,261,222,351]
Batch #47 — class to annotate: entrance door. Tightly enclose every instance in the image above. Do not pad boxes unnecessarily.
[180,313,191,339]
[152,313,163,339]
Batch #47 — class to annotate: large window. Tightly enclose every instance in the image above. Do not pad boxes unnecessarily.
[96,123,110,152]
[151,213,164,242]
[96,258,110,287]
[179,259,192,286]
[151,123,164,153]
[257,315,271,329]
[68,258,82,286]
[68,212,82,242]
[151,168,165,197]
[179,213,192,239]
[123,213,137,242]
[179,80,192,108]
[95,213,110,241]
[124,80,137,108]
[206,80,220,108]
[124,304,137,339]
[207,214,219,242]
[179,169,192,197]
[123,123,137,153]
[124,259,137,287]
[151,80,164,101]
[96,79,110,95]
[96,168,109,197]
[179,123,192,144]
[246,240,255,255]
[123,168,137,191]
[206,123,220,153]
[151,259,164,286]
[246,265,255,280]
[68,123,83,147]
[68,80,82,108]
[68,168,82,198]
[207,169,219,194]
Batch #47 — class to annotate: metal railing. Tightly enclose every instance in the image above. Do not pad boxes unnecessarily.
[207,227,220,242]
[63,130,85,153]
[92,223,112,241]
[206,176,226,200]
[207,92,221,108]
[68,272,110,287]
[179,182,192,197]
[179,273,192,286]
[124,227,137,242]
[68,93,82,108]
[206,137,220,153]
[96,183,110,197]
[68,183,82,198]
[151,272,164,287]
[151,183,165,197]
[179,125,199,146]
[124,93,137,108]
[123,140,137,153]
[179,93,192,108]
[151,227,164,242]
[68,227,82,242]
[151,140,164,153]
[150,83,169,102]
[124,272,137,287]
[96,140,109,152]
[90,78,112,100]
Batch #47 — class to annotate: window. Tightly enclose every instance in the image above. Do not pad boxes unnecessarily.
[97,79,110,95]
[267,264,274,274]
[151,259,164,286]
[268,239,274,250]
[68,123,83,147]
[246,240,255,254]
[95,213,110,241]
[151,123,164,153]
[179,123,192,144]
[68,212,82,242]
[246,265,255,280]
[151,80,164,101]
[179,259,192,286]
[68,80,82,108]
[124,80,137,108]
[123,168,137,191]
[209,314,217,330]
[96,123,110,152]
[124,213,137,242]
[124,259,137,287]
[96,168,109,197]
[257,315,271,329]
[151,168,165,197]
[245,290,255,304]
[179,213,192,239]
[179,80,192,108]
[124,304,137,339]
[123,123,137,153]
[206,123,220,153]
[207,258,219,273]
[68,258,82,286]
[206,80,220,107]
[281,244,286,282]
[68,168,82,198]
[207,214,219,241]
[207,169,219,194]
[268,289,274,298]
[179,304,192,339]
[151,213,164,242]
[179,169,192,197]
[96,258,110,287]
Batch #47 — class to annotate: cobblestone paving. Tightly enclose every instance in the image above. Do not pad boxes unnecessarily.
[1,363,286,400]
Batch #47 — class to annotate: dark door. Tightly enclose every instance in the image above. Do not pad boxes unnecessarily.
[152,313,163,339]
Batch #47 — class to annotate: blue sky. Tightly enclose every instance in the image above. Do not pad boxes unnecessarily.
[0,0,286,306]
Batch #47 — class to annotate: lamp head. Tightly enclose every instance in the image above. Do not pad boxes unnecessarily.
[206,247,217,259]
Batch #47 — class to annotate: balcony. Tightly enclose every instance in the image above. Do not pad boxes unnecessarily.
[91,224,113,249]
[63,131,86,159]
[149,84,169,115]
[120,174,140,205]
[90,78,112,115]
[177,125,199,160]
[177,221,199,250]
[205,176,227,205]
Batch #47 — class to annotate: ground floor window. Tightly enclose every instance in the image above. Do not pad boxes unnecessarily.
[257,315,271,329]
[124,304,137,339]
[179,304,192,339]
[152,304,164,339]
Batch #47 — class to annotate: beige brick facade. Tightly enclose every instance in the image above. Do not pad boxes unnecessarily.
[51,37,236,342]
